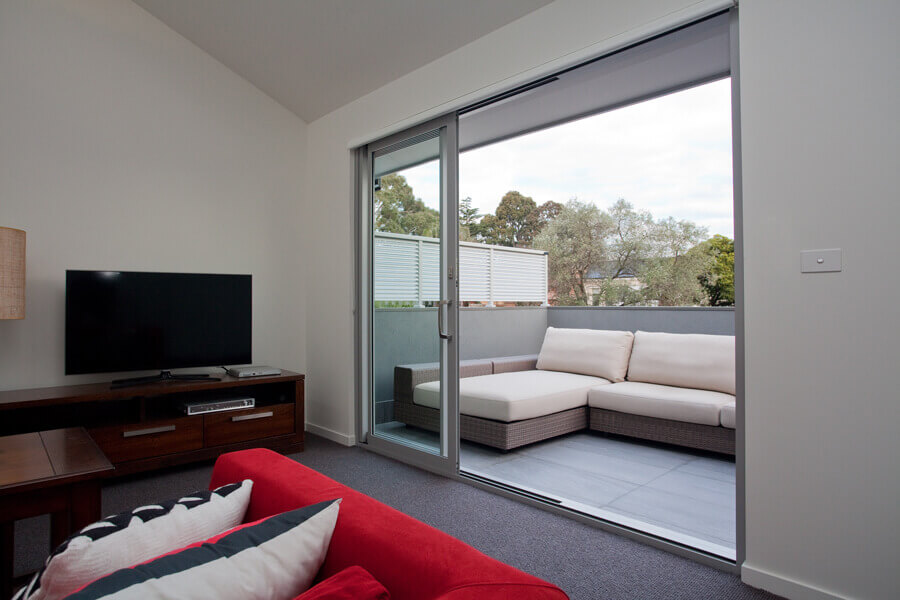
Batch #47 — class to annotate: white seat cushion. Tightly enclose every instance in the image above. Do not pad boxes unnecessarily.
[414,370,610,422]
[720,402,736,429]
[588,382,734,426]
[536,327,634,382]
[626,331,735,395]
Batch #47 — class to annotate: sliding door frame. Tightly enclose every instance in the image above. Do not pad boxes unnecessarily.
[353,6,743,574]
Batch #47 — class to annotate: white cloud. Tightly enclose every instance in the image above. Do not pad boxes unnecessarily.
[401,78,734,238]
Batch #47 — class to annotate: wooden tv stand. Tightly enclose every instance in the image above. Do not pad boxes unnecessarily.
[0,371,304,476]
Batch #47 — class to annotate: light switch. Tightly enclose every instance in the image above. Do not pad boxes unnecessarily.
[801,248,842,273]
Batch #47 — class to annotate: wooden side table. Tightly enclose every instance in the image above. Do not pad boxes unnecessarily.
[0,428,113,598]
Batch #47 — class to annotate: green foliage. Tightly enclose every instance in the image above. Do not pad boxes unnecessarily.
[534,198,722,307]
[374,174,440,237]
[695,234,735,306]
[637,217,710,306]
[533,200,613,305]
[526,200,563,244]
[472,194,561,247]
[373,301,417,308]
[473,191,537,246]
[459,196,480,241]
[459,196,480,226]
[591,279,644,306]
[377,174,734,307]
[495,191,537,246]
[605,199,654,279]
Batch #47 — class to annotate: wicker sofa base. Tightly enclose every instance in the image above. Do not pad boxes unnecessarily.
[394,401,588,451]
[589,408,735,455]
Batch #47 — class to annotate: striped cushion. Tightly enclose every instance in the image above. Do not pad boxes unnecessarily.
[15,481,253,600]
[63,500,341,600]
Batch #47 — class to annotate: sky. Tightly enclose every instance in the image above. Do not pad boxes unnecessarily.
[402,78,734,239]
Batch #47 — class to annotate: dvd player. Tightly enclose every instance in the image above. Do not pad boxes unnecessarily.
[227,365,281,378]
[182,397,255,416]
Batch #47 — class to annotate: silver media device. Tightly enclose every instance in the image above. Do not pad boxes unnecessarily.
[182,397,255,416]
[226,365,282,378]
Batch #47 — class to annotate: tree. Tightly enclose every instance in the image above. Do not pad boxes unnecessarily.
[496,191,538,246]
[638,217,711,306]
[525,200,563,243]
[472,213,509,246]
[533,200,613,305]
[472,191,540,247]
[579,200,653,307]
[374,174,440,237]
[696,234,735,306]
[459,196,480,241]
[605,199,653,279]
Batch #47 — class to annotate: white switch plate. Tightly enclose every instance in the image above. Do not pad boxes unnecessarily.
[801,248,842,273]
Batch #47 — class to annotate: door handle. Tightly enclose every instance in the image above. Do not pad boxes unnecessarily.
[437,299,452,341]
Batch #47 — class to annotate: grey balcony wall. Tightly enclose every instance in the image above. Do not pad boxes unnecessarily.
[547,306,735,335]
[460,307,548,359]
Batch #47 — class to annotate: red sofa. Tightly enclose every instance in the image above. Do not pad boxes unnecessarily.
[210,449,568,600]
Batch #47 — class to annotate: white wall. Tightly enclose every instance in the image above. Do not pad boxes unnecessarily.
[303,0,900,598]
[302,0,724,445]
[0,0,308,390]
[740,2,900,599]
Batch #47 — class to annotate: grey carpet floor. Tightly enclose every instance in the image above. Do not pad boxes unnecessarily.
[15,434,781,600]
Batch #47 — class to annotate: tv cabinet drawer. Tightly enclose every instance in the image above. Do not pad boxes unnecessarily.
[90,417,203,463]
[204,403,294,447]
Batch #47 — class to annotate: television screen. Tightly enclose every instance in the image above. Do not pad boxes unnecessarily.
[65,271,251,375]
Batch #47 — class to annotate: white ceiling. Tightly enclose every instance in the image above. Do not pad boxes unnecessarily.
[133,0,553,123]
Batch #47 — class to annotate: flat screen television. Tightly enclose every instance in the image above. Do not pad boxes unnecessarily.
[65,270,251,379]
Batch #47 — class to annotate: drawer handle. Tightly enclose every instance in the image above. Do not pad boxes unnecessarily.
[231,411,273,423]
[123,425,176,438]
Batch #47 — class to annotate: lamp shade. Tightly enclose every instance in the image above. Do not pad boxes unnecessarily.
[0,227,25,319]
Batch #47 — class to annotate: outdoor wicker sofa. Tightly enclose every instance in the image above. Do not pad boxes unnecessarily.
[393,327,736,454]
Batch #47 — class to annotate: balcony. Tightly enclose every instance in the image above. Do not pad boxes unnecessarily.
[373,303,736,559]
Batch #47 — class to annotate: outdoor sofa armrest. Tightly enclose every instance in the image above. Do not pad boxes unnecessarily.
[491,354,539,374]
[393,359,493,405]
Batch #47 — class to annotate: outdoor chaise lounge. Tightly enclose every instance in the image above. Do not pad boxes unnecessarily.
[394,327,736,453]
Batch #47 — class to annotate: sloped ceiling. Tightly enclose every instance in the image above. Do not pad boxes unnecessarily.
[133,0,553,122]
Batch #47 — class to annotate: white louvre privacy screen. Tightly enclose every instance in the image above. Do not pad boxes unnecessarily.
[374,232,547,305]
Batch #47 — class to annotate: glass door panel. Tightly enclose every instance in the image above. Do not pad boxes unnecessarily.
[364,116,459,474]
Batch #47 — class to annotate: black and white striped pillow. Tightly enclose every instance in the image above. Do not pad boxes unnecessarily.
[63,499,341,600]
[15,480,253,600]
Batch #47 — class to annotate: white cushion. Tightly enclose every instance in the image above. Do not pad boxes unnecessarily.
[20,481,253,600]
[414,370,609,422]
[721,402,736,429]
[536,327,634,382]
[60,499,341,600]
[626,331,735,394]
[588,382,734,426]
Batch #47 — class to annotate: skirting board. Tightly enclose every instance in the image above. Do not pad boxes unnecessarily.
[742,563,850,600]
[305,422,356,447]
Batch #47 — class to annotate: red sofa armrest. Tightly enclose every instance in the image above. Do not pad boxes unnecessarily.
[210,449,567,600]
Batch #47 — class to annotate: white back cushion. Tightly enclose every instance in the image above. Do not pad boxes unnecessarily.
[626,331,735,394]
[536,327,634,382]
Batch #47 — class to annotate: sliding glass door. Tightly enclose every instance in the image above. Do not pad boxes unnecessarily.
[355,9,740,566]
[358,115,459,476]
